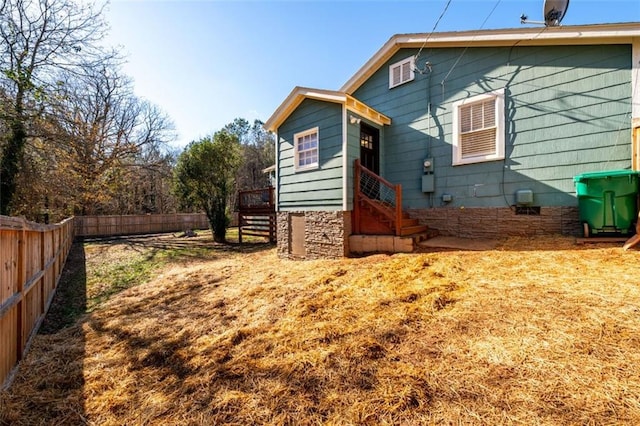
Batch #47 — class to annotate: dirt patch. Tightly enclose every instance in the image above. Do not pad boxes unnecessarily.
[418,235,499,251]
[2,234,640,425]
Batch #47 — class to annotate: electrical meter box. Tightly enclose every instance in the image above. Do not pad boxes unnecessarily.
[422,158,434,193]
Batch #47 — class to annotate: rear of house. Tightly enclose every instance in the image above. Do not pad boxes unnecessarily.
[266,23,640,258]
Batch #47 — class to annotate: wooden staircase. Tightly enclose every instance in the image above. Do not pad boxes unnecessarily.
[353,159,428,237]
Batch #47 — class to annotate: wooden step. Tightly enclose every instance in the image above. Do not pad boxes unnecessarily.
[399,225,428,236]
[401,218,419,227]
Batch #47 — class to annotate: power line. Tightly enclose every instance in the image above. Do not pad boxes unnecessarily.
[414,0,452,73]
[440,0,503,90]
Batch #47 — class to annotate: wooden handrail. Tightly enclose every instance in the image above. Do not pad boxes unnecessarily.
[354,159,402,235]
[356,159,397,190]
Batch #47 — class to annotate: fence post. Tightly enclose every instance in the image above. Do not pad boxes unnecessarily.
[270,213,276,243]
[16,224,26,362]
[40,231,46,314]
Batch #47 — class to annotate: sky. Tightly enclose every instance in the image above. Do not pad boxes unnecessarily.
[103,0,640,149]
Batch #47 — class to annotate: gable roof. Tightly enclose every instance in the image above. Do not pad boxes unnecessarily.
[341,22,640,94]
[264,87,391,133]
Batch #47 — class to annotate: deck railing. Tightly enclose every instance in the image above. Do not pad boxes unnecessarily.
[236,187,276,243]
[354,159,403,236]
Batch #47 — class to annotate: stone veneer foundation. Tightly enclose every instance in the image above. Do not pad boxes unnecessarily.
[406,206,581,239]
[277,211,351,259]
[277,207,580,259]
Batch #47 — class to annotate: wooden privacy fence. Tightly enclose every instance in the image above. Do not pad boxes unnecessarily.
[1,212,211,388]
[0,216,75,388]
[74,213,209,237]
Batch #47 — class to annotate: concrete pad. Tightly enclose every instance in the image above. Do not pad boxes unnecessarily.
[418,236,498,251]
[576,237,628,245]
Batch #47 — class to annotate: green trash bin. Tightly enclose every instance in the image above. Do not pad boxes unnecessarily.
[573,170,640,237]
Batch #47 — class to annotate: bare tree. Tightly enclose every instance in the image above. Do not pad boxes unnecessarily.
[0,0,108,215]
[45,62,175,215]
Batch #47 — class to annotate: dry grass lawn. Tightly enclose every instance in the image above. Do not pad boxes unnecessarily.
[2,233,640,425]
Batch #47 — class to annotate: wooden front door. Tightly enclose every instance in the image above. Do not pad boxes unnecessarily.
[360,123,380,199]
[360,123,379,174]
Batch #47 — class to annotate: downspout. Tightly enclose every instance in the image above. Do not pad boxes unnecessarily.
[426,63,434,208]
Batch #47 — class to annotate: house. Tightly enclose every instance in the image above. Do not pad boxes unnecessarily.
[265,23,640,259]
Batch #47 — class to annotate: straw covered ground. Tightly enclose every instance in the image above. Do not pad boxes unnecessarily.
[2,233,640,425]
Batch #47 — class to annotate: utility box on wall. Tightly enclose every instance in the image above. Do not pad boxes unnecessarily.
[422,158,434,193]
[515,189,534,205]
[422,175,435,193]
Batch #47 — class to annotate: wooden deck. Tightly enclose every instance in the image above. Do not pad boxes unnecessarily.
[237,187,276,244]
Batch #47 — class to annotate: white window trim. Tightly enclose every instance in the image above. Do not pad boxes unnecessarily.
[293,127,319,172]
[389,56,415,89]
[452,89,505,166]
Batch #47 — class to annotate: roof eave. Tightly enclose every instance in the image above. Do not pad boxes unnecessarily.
[264,87,346,132]
[264,87,391,132]
[340,22,640,94]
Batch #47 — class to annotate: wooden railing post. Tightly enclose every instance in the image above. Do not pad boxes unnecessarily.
[270,213,276,243]
[354,159,361,235]
[395,184,402,236]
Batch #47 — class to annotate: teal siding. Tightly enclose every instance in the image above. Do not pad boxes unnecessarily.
[353,44,632,208]
[278,99,344,211]
[345,115,360,211]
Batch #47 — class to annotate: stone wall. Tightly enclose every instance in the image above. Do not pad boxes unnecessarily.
[276,212,290,257]
[277,211,351,259]
[406,206,581,239]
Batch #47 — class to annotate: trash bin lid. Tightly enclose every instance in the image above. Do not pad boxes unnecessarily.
[573,169,639,183]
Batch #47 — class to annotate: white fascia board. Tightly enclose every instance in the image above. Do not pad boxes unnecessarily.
[265,86,390,132]
[264,87,346,132]
[341,23,640,94]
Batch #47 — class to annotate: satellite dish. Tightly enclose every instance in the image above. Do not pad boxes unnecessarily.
[520,0,570,26]
[544,0,569,26]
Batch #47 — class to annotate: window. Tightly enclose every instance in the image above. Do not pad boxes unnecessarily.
[389,56,415,89]
[452,89,505,166]
[293,127,319,171]
[360,130,373,150]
